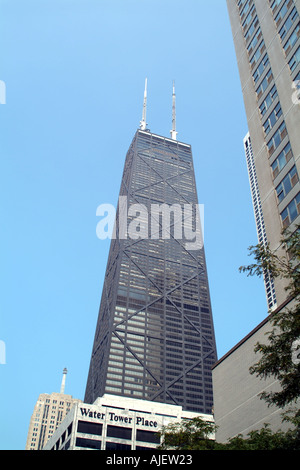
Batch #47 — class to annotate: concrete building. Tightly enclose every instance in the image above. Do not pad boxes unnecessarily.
[43,394,214,450]
[25,369,82,450]
[227,0,300,309]
[212,299,296,443]
[212,0,300,443]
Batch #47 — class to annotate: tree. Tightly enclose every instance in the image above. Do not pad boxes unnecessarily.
[225,424,300,450]
[157,417,217,450]
[157,418,300,450]
[239,227,300,426]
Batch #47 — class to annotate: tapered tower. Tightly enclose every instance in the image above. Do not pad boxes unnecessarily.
[84,83,217,414]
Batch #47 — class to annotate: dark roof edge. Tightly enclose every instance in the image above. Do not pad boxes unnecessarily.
[212,295,294,370]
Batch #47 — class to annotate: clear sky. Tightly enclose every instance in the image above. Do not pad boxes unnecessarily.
[0,0,268,450]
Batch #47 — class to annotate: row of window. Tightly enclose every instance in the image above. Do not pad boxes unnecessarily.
[270,0,300,70]
[281,192,300,227]
[241,0,299,71]
[263,102,282,135]
[271,141,293,178]
[75,439,156,451]
[259,84,278,115]
[289,45,300,71]
[245,0,299,90]
[241,1,300,229]
[276,165,298,202]
[265,1,300,228]
[279,5,299,40]
[75,421,160,448]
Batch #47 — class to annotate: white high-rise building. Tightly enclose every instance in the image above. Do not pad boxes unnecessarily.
[244,133,277,310]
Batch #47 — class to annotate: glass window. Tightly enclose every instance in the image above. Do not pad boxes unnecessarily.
[106,442,131,450]
[75,437,101,449]
[289,46,300,71]
[279,7,299,40]
[276,166,299,202]
[267,121,287,155]
[263,103,282,135]
[270,0,282,14]
[244,16,259,42]
[238,0,248,10]
[247,27,262,55]
[136,429,160,444]
[253,54,269,83]
[240,0,252,18]
[106,425,132,440]
[280,193,300,227]
[271,142,293,178]
[250,41,266,68]
[259,85,278,115]
[77,420,103,436]
[256,69,273,98]
[283,24,300,55]
[275,0,290,26]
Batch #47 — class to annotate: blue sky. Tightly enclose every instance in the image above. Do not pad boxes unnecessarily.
[0,0,268,450]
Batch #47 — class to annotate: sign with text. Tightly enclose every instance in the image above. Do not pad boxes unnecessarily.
[79,407,158,428]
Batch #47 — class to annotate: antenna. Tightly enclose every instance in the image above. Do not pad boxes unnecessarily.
[170,80,178,140]
[60,368,68,394]
[140,78,148,131]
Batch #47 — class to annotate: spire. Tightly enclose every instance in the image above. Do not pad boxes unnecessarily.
[139,78,148,131]
[170,80,178,140]
[60,368,67,394]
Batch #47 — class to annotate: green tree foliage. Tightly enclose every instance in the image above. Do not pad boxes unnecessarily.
[158,418,300,450]
[225,424,300,450]
[157,417,217,450]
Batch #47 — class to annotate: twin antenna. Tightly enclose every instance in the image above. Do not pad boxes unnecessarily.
[139,78,178,141]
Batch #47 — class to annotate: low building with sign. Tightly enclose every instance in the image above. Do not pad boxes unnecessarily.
[43,394,214,450]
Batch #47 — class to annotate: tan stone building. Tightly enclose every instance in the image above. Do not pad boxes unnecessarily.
[25,369,81,450]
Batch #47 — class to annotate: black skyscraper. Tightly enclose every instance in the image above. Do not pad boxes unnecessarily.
[85,92,217,414]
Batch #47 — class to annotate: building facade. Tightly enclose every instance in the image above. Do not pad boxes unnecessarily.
[43,394,214,450]
[84,126,217,415]
[227,0,300,308]
[212,302,297,442]
[25,370,81,450]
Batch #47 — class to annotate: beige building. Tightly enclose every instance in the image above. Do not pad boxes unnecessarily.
[213,3,300,440]
[25,369,82,450]
[212,300,298,443]
[227,0,300,309]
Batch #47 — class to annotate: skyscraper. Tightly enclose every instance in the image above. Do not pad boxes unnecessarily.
[227,0,300,309]
[84,82,217,415]
[244,133,277,310]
